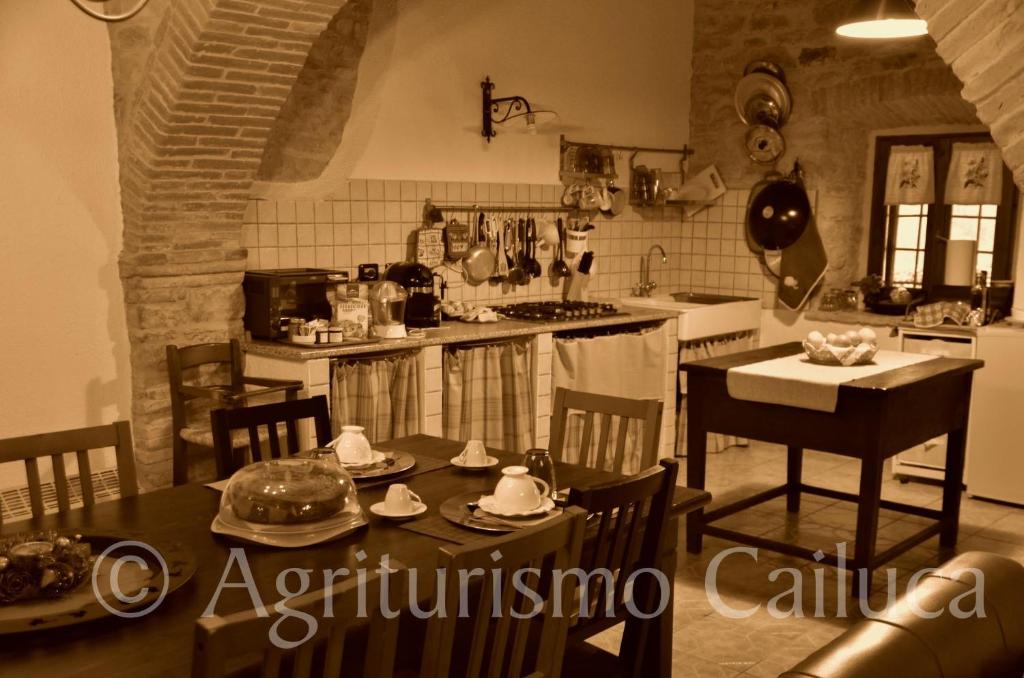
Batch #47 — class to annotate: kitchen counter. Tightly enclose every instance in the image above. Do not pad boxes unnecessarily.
[243,306,678,360]
[805,309,978,336]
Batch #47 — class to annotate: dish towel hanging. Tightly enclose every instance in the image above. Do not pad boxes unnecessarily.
[443,340,533,454]
[885,145,935,205]
[945,143,1003,205]
[331,352,421,443]
[677,331,757,456]
[551,325,666,474]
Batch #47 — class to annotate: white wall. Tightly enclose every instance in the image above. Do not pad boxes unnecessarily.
[0,2,130,440]
[255,0,695,196]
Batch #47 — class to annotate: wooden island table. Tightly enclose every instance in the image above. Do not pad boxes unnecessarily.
[0,435,709,677]
[682,342,983,597]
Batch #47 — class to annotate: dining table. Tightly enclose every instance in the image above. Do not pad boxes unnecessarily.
[0,434,709,677]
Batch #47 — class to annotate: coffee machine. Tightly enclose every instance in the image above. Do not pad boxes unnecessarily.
[384,262,440,328]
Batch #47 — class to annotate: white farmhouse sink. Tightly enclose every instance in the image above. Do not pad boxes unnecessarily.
[619,292,761,341]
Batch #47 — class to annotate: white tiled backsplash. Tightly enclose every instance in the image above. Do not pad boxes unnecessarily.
[244,180,777,307]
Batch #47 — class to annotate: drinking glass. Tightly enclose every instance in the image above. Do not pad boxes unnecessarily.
[521,448,557,499]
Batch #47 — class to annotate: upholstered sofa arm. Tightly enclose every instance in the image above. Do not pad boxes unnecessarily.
[781,552,1024,678]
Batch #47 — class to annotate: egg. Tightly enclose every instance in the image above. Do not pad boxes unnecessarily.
[807,330,826,348]
[844,330,861,344]
[858,327,877,344]
[831,335,852,348]
[826,333,838,345]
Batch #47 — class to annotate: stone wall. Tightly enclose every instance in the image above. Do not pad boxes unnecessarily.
[107,0,353,488]
[688,0,978,292]
[915,0,1024,191]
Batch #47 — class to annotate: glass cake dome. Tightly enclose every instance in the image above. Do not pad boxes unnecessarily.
[216,458,365,541]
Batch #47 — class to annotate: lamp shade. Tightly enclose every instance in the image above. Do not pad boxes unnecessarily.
[836,0,928,39]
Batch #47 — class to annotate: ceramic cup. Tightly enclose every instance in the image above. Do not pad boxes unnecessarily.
[384,484,422,514]
[335,425,372,465]
[493,466,550,513]
[458,440,489,467]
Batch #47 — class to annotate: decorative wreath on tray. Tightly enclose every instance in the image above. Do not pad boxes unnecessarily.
[0,531,93,604]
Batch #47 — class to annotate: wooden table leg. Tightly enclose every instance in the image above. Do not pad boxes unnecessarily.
[940,427,967,548]
[686,399,707,555]
[786,446,802,513]
[852,454,884,598]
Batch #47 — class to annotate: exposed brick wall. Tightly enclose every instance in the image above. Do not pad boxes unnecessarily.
[915,0,1024,190]
[688,0,978,292]
[108,0,352,488]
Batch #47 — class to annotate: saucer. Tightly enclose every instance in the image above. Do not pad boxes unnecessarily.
[450,455,499,470]
[478,495,556,518]
[369,501,427,520]
[338,450,387,469]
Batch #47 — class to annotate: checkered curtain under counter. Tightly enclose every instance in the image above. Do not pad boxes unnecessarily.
[331,352,421,443]
[443,340,534,454]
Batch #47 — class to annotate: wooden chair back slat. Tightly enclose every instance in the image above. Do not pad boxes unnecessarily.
[210,396,332,478]
[25,457,44,517]
[285,419,300,454]
[420,509,587,678]
[76,450,95,506]
[193,565,406,678]
[565,459,679,674]
[0,422,138,522]
[51,454,70,514]
[578,411,595,464]
[548,388,663,474]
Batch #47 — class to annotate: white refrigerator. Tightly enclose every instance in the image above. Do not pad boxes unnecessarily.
[966,324,1024,506]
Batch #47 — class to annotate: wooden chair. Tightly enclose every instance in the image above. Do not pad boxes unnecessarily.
[559,459,679,678]
[168,339,303,485]
[0,421,138,524]
[210,395,332,478]
[193,563,407,678]
[548,388,663,474]
[419,507,588,678]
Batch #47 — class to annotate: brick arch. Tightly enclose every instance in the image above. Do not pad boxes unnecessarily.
[915,0,1024,189]
[111,0,352,488]
[258,0,374,182]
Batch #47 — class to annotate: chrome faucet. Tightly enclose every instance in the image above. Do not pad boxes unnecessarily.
[633,244,667,297]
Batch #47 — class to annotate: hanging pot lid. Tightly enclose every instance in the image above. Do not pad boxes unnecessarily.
[735,72,792,127]
[746,172,811,251]
[745,124,786,164]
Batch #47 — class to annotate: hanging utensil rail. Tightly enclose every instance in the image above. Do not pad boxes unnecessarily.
[430,202,578,214]
[560,135,694,158]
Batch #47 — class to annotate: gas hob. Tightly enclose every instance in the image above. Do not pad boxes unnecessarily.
[495,301,621,322]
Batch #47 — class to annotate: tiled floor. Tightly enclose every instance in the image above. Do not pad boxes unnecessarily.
[590,440,1024,676]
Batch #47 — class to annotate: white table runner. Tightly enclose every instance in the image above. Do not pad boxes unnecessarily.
[726,350,939,412]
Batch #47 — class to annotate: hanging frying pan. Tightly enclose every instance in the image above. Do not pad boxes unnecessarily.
[463,212,496,285]
[746,170,811,252]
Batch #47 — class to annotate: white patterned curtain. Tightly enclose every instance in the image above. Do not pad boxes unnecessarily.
[885,145,935,205]
[678,331,758,455]
[331,352,421,443]
[945,143,1003,205]
[443,340,533,454]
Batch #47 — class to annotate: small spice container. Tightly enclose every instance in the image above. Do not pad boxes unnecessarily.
[329,327,345,343]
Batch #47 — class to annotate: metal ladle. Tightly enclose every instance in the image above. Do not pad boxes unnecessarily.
[551,217,571,278]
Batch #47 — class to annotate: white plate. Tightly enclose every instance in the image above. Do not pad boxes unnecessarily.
[369,501,428,520]
[450,455,500,470]
[210,514,366,548]
[478,495,556,518]
[337,450,388,469]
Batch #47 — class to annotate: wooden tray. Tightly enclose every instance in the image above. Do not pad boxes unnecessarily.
[0,533,196,635]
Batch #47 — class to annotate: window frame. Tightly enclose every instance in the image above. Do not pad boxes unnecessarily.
[867,132,1018,290]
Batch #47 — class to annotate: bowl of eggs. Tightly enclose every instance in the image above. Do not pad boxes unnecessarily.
[802,327,879,366]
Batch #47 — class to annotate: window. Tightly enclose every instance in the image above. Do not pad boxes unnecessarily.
[868,132,1018,291]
